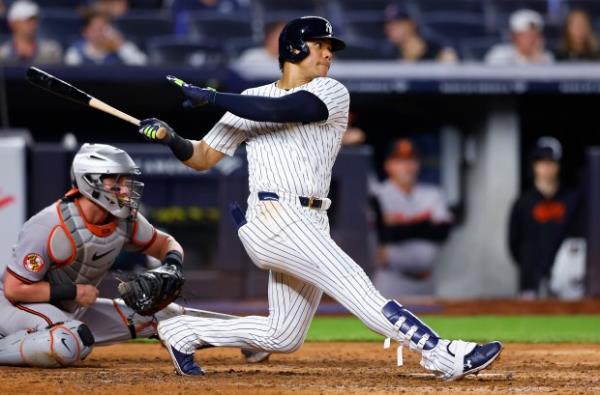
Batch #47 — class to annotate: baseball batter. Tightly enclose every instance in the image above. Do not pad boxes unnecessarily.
[0,143,268,367]
[139,16,503,380]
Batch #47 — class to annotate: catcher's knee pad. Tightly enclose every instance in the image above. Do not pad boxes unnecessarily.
[0,320,95,367]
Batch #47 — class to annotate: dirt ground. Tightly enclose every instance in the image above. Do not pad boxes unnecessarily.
[1,342,599,395]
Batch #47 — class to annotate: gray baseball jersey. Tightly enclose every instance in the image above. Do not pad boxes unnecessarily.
[372,181,452,296]
[159,77,416,354]
[0,194,157,341]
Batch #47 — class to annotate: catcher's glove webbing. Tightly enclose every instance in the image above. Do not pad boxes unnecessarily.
[118,251,184,316]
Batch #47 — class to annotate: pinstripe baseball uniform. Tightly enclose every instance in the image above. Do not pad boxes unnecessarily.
[158,77,413,353]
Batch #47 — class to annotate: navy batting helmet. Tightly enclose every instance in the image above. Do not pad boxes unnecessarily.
[278,16,346,64]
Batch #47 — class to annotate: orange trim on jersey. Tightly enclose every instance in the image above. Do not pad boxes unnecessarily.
[112,299,130,329]
[6,267,36,285]
[385,211,432,225]
[135,320,157,335]
[74,199,118,237]
[14,303,53,326]
[64,188,81,198]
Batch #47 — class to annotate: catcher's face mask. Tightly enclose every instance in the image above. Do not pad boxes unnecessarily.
[85,173,144,219]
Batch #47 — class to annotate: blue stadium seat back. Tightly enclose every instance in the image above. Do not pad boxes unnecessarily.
[458,35,503,61]
[0,16,8,36]
[147,36,225,66]
[565,0,600,16]
[38,10,84,47]
[35,0,85,8]
[130,0,165,9]
[344,13,388,42]
[189,14,255,42]
[115,12,174,48]
[421,12,490,42]
[256,0,322,13]
[337,0,398,15]
[224,37,261,58]
[492,0,549,15]
[412,0,486,14]
[334,39,393,61]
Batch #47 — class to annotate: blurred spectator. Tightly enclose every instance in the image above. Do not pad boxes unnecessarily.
[64,8,147,65]
[508,137,579,299]
[341,112,366,146]
[0,1,5,16]
[0,0,62,65]
[236,20,284,72]
[382,4,457,63]
[555,9,600,61]
[94,0,130,19]
[485,9,554,65]
[370,139,452,297]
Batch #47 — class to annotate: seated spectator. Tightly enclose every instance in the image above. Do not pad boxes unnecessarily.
[382,4,457,63]
[508,137,579,299]
[65,8,147,65]
[370,139,452,297]
[555,9,600,61]
[172,0,239,13]
[485,9,554,65]
[236,20,285,73]
[0,0,62,65]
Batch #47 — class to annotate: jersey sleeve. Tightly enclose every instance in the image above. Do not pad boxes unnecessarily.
[8,222,51,283]
[203,89,252,156]
[124,213,157,252]
[300,77,350,126]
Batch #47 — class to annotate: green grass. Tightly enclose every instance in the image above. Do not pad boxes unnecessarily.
[306,315,600,343]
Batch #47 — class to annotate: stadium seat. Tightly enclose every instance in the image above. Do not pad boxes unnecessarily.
[130,0,165,9]
[344,13,388,42]
[188,14,255,43]
[0,16,8,36]
[34,0,86,8]
[146,36,225,66]
[411,0,486,14]
[38,10,83,47]
[114,12,174,49]
[335,40,392,61]
[421,12,490,46]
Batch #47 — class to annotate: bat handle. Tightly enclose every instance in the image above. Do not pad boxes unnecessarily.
[156,127,168,140]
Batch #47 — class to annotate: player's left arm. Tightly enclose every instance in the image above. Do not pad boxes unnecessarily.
[165,76,329,123]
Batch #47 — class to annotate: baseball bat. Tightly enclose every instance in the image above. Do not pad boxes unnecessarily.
[26,66,167,139]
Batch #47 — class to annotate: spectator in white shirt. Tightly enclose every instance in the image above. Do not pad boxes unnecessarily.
[485,9,554,65]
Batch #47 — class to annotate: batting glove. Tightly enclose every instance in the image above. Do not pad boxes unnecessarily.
[167,75,217,108]
[139,118,176,144]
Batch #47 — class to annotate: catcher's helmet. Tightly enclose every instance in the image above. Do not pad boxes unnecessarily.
[279,16,346,64]
[71,143,143,219]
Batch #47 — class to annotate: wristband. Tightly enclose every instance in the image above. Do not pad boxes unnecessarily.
[50,283,77,304]
[168,134,194,162]
[163,250,183,269]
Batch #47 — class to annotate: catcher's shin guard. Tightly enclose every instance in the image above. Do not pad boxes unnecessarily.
[0,320,95,367]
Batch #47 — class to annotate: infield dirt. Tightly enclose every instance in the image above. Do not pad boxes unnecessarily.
[1,342,598,394]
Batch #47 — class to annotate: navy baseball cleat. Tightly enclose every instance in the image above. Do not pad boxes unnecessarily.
[164,344,204,376]
[421,339,503,381]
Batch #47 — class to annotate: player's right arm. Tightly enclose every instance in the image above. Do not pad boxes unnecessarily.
[3,272,98,307]
[3,220,98,307]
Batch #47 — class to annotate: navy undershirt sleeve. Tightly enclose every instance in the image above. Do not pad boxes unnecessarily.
[213,90,329,123]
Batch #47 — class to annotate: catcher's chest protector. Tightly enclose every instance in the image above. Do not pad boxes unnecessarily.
[46,200,131,313]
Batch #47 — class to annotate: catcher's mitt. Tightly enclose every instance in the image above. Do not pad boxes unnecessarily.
[118,263,184,316]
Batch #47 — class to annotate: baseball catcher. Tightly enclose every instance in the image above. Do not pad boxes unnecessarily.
[0,143,269,367]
